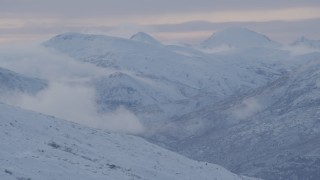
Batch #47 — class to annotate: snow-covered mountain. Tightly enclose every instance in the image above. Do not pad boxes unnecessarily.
[130,32,163,46]
[42,31,297,139]
[200,27,281,49]
[2,28,319,180]
[291,36,320,49]
[150,52,320,180]
[42,32,204,88]
[43,32,290,111]
[41,31,320,179]
[0,102,254,180]
[0,67,47,95]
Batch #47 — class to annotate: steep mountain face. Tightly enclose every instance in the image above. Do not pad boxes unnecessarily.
[130,32,163,46]
[93,72,199,111]
[0,67,47,95]
[154,53,320,180]
[0,102,255,180]
[291,36,320,49]
[201,27,281,49]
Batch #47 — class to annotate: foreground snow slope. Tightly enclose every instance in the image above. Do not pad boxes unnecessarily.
[0,103,254,180]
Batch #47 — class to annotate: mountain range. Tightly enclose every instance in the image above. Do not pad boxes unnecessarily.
[1,27,320,179]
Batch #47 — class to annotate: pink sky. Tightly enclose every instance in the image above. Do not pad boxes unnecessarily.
[0,0,319,44]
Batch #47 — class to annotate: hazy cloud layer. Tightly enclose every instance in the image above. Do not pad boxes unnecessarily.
[0,0,319,44]
[151,19,320,43]
[1,19,320,45]
[1,0,319,18]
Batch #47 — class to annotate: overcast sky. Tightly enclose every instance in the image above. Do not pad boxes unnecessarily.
[1,0,320,44]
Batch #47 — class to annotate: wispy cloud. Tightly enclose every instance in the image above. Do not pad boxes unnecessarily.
[0,43,145,134]
[9,82,145,134]
[232,97,262,120]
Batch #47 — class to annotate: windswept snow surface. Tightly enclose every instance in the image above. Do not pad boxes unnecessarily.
[0,103,254,180]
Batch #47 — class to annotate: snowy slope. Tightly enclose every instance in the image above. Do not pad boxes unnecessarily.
[0,67,47,95]
[93,72,200,112]
[291,36,320,49]
[152,52,320,180]
[200,27,281,49]
[0,102,255,180]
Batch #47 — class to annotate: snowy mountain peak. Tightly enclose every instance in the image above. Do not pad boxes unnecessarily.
[291,36,320,49]
[130,32,162,46]
[201,27,281,49]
